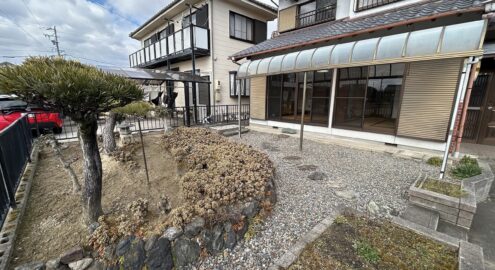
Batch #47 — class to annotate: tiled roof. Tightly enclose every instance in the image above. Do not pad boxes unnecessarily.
[231,0,484,60]
[130,0,277,38]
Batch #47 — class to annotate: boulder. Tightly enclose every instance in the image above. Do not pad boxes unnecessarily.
[68,258,93,270]
[45,259,60,270]
[172,237,200,267]
[145,236,173,270]
[184,217,205,237]
[242,201,259,218]
[202,225,224,254]
[367,201,380,216]
[163,227,183,241]
[223,222,237,249]
[60,247,84,264]
[115,236,133,257]
[14,262,45,270]
[119,238,145,270]
[86,261,104,270]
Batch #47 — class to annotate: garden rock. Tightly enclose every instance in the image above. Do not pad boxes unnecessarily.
[242,201,259,218]
[202,225,225,254]
[119,238,145,270]
[68,258,93,270]
[367,201,380,216]
[145,236,173,270]
[335,190,357,200]
[45,259,60,270]
[307,171,328,181]
[115,236,133,256]
[60,247,84,264]
[297,164,318,171]
[14,262,45,270]
[86,261,104,270]
[163,227,183,241]
[281,128,297,134]
[172,237,200,267]
[224,222,237,249]
[88,222,99,234]
[184,216,205,237]
[236,219,249,241]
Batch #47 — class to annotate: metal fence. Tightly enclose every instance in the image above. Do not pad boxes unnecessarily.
[54,104,250,141]
[0,115,33,227]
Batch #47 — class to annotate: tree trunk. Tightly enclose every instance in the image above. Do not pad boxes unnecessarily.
[78,120,103,224]
[102,112,117,154]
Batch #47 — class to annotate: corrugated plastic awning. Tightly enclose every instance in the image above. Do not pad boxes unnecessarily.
[237,20,487,79]
[98,66,210,85]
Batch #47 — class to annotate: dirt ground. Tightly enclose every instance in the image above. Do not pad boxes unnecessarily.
[11,133,182,267]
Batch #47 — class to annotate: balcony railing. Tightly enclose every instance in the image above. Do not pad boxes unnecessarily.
[355,0,403,12]
[297,4,336,28]
[129,25,210,68]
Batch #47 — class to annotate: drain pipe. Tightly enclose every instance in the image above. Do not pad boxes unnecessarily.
[440,57,476,179]
[231,58,242,138]
[454,58,480,156]
[210,0,216,108]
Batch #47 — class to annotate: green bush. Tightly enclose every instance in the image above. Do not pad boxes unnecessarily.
[353,240,380,264]
[451,156,481,179]
[426,157,442,167]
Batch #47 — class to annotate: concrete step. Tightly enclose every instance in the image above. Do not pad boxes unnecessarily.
[437,220,469,241]
[222,127,249,137]
[400,204,440,230]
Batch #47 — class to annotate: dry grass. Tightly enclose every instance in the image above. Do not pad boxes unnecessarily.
[289,215,458,270]
[419,178,465,198]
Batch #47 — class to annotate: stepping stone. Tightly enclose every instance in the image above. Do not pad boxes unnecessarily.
[335,190,357,200]
[298,164,318,171]
[278,134,290,139]
[307,171,328,181]
[400,204,439,230]
[281,128,297,134]
[261,142,279,152]
[283,156,302,164]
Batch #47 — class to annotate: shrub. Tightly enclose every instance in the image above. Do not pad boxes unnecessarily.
[426,157,442,167]
[451,156,482,179]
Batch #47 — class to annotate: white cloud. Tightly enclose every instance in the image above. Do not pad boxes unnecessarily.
[0,0,278,66]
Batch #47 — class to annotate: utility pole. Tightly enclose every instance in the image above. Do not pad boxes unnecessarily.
[45,26,61,57]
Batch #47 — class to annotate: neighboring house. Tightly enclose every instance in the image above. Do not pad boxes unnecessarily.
[128,0,277,110]
[231,0,495,153]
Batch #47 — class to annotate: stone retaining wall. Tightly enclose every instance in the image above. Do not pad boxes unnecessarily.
[409,176,477,229]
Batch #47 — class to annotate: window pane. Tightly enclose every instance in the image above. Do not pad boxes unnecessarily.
[405,27,442,57]
[330,42,354,64]
[376,33,407,60]
[268,75,282,119]
[333,98,364,128]
[257,57,272,74]
[351,38,379,62]
[281,52,299,72]
[311,98,329,125]
[246,19,253,41]
[312,45,333,68]
[374,65,390,77]
[295,49,316,70]
[441,20,485,53]
[230,73,236,96]
[363,77,402,134]
[268,55,284,74]
[230,13,235,36]
[281,74,297,121]
[241,16,247,40]
[390,63,405,76]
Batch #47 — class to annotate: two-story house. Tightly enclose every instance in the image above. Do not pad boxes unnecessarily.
[128,0,277,113]
[231,0,495,154]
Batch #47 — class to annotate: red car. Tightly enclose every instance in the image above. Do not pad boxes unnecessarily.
[0,95,63,134]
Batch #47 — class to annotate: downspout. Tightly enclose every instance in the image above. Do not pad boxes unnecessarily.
[230,58,242,138]
[210,0,216,107]
[440,57,475,179]
[454,58,480,156]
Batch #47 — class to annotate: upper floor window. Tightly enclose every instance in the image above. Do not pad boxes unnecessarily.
[230,72,250,97]
[230,12,254,42]
[159,24,175,39]
[229,12,267,44]
[355,0,403,12]
[144,35,158,47]
[297,0,336,28]
[183,4,209,28]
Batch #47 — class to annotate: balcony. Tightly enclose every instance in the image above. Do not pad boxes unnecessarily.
[296,3,336,28]
[355,0,403,12]
[129,25,210,68]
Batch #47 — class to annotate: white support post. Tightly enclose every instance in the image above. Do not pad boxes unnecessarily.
[299,72,307,151]
[328,68,338,132]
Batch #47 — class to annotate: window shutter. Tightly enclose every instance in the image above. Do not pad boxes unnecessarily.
[254,20,267,44]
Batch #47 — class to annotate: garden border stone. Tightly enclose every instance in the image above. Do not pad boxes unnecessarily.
[0,143,40,270]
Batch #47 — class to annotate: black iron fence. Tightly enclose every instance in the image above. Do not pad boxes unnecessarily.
[297,4,336,28]
[54,104,250,141]
[0,115,33,227]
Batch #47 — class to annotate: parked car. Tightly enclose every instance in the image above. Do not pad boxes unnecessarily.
[0,95,63,133]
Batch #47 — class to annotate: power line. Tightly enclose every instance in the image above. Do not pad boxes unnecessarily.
[90,1,137,25]
[65,54,120,66]
[0,8,46,47]
[20,0,40,26]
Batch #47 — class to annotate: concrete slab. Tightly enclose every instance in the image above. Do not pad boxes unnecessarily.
[400,205,439,230]
[437,220,469,241]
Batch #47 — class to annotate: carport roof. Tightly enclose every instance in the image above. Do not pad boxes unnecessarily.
[98,66,210,85]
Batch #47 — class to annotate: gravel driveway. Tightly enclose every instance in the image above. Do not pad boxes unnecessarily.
[198,131,439,270]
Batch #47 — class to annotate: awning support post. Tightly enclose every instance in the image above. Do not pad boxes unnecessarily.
[300,72,307,151]
[238,81,242,138]
[440,57,474,179]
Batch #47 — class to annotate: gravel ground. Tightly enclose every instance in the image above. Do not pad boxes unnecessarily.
[197,131,440,270]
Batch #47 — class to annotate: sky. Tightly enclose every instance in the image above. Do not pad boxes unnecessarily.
[0,0,278,67]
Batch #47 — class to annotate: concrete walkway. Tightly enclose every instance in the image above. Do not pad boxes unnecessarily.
[469,164,495,270]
